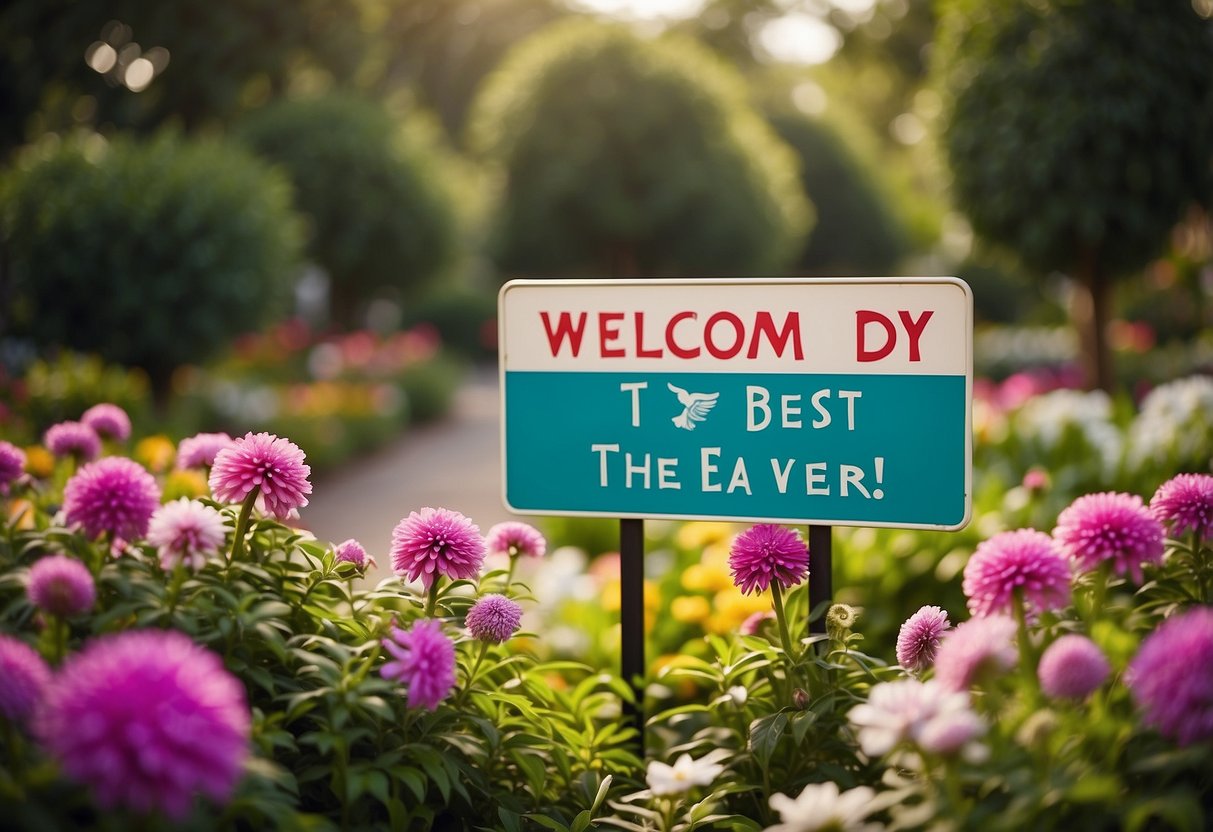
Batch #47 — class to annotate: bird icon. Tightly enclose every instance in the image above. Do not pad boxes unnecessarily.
[668,383,719,431]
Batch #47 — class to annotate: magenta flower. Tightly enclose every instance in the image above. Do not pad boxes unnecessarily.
[1127,606,1213,746]
[1038,634,1110,700]
[933,616,1019,692]
[44,421,101,462]
[1150,473,1213,542]
[63,457,161,541]
[381,619,456,710]
[466,594,523,643]
[36,630,251,819]
[390,507,486,589]
[147,498,228,571]
[728,524,809,596]
[208,432,311,519]
[1054,492,1165,582]
[485,521,547,560]
[740,610,775,636]
[176,432,235,470]
[896,605,951,673]
[27,554,96,617]
[0,440,25,493]
[335,538,376,572]
[81,403,131,442]
[963,529,1072,619]
[0,634,51,723]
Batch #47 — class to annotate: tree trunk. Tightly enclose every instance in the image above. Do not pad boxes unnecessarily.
[1070,246,1115,393]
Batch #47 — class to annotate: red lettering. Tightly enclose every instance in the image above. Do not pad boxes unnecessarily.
[665,311,699,358]
[856,310,896,362]
[540,311,587,357]
[599,312,625,358]
[747,311,803,360]
[705,312,744,359]
[635,311,662,358]
[898,310,934,362]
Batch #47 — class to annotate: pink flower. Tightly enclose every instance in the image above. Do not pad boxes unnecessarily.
[147,498,228,571]
[1127,606,1213,746]
[933,616,1019,692]
[27,554,96,617]
[1150,473,1213,542]
[0,440,25,492]
[485,521,546,559]
[740,610,775,636]
[728,524,809,596]
[963,529,1072,619]
[44,421,101,462]
[63,457,161,540]
[81,403,131,442]
[390,507,485,589]
[1022,467,1050,493]
[208,432,311,519]
[36,630,251,819]
[381,619,456,710]
[466,594,523,643]
[896,605,951,673]
[1038,634,1110,700]
[1054,492,1165,582]
[176,432,235,470]
[848,679,984,758]
[335,538,376,571]
[0,634,51,723]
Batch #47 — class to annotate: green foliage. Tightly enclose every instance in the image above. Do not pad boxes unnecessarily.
[468,19,812,278]
[0,133,301,392]
[234,96,460,327]
[403,286,500,361]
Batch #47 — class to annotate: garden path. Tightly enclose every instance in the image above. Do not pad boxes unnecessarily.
[299,366,537,579]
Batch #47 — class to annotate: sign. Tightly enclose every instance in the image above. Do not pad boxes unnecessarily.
[498,278,972,530]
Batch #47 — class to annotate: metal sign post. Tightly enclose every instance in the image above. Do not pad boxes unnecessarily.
[619,518,645,738]
[808,524,833,636]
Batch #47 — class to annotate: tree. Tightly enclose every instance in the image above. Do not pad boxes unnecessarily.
[936,0,1213,391]
[467,19,811,278]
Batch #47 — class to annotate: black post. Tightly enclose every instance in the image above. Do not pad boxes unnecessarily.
[619,518,645,743]
[808,524,833,635]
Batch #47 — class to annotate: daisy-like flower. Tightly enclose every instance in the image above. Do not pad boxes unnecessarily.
[485,521,546,560]
[896,605,951,673]
[847,678,984,758]
[0,634,51,723]
[147,498,228,571]
[1054,492,1165,582]
[208,432,311,519]
[933,616,1018,692]
[334,538,376,572]
[27,554,96,617]
[36,630,251,820]
[765,782,880,832]
[465,594,523,644]
[1038,634,1110,700]
[80,403,131,442]
[728,524,809,596]
[962,529,1072,619]
[381,619,456,710]
[176,432,235,470]
[645,752,725,796]
[1127,606,1213,746]
[63,457,161,540]
[0,440,26,493]
[390,507,486,589]
[1150,473,1213,542]
[44,421,101,462]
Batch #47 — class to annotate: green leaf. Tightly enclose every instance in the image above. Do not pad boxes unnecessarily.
[748,712,789,769]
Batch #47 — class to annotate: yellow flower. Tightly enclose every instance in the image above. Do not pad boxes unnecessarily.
[134,435,176,473]
[671,595,711,624]
[161,468,209,501]
[682,545,734,593]
[675,521,737,550]
[8,498,35,530]
[23,446,54,479]
[602,579,621,611]
[706,588,771,634]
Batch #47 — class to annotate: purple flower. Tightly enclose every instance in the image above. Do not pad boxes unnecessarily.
[0,634,51,723]
[36,630,251,819]
[1150,473,1213,542]
[81,403,132,442]
[485,521,547,560]
[63,457,161,540]
[27,554,96,617]
[963,529,1072,619]
[147,498,227,571]
[390,507,485,590]
[381,619,456,710]
[0,440,26,493]
[44,421,101,462]
[1038,634,1110,700]
[466,594,523,643]
[176,432,235,470]
[933,616,1019,692]
[896,605,951,673]
[335,538,376,571]
[1127,606,1213,746]
[728,524,809,596]
[208,432,311,519]
[1054,492,1165,582]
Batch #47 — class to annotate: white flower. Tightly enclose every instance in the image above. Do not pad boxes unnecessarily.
[765,782,880,832]
[645,753,724,796]
[727,685,748,706]
[146,498,227,571]
[847,679,984,759]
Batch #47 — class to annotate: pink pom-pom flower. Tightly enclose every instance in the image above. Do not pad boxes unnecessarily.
[963,529,1072,619]
[466,594,523,644]
[896,605,951,673]
[80,403,131,442]
[485,521,546,560]
[63,457,161,541]
[147,498,228,571]
[1038,634,1110,700]
[381,619,456,710]
[208,432,312,519]
[44,421,101,462]
[27,554,96,617]
[1127,606,1213,746]
[933,616,1019,692]
[1054,492,1165,583]
[1150,473,1213,543]
[334,538,376,572]
[0,634,51,723]
[176,432,235,470]
[390,507,486,590]
[728,524,809,596]
[0,440,26,493]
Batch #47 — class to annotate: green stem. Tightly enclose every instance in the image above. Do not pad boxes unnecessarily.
[165,565,188,618]
[455,641,491,709]
[770,582,796,660]
[505,557,518,591]
[424,579,441,617]
[1085,562,1109,624]
[51,614,68,665]
[1012,588,1039,697]
[229,487,260,563]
